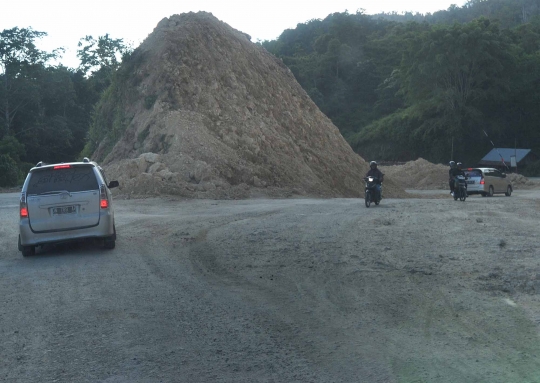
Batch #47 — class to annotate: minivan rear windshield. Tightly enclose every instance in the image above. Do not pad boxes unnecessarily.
[464,169,482,177]
[27,165,99,195]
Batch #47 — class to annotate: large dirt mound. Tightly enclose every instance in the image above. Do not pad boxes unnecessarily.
[380,158,449,190]
[92,12,403,199]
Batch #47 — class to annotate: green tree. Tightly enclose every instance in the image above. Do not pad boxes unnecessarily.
[77,34,131,74]
[0,153,20,187]
[0,135,25,162]
[396,18,515,161]
[0,27,60,138]
[264,3,540,164]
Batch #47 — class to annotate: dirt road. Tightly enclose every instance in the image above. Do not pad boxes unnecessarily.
[2,191,540,382]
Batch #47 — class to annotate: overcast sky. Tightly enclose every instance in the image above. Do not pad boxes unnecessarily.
[2,0,467,69]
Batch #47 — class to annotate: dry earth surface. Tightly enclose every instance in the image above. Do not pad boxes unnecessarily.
[2,189,540,382]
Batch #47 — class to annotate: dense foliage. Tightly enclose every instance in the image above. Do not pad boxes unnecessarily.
[0,28,129,186]
[262,0,540,167]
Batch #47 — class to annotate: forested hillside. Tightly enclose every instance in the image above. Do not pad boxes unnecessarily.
[0,29,129,186]
[262,0,540,168]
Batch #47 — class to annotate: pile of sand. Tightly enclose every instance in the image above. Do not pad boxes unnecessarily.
[507,173,538,189]
[92,12,405,199]
[379,158,449,190]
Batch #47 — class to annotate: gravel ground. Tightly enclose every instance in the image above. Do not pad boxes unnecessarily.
[2,191,540,382]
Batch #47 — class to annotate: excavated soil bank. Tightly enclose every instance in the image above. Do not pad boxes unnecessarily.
[91,12,404,199]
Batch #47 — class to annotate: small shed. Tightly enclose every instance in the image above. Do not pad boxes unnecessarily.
[478,148,536,168]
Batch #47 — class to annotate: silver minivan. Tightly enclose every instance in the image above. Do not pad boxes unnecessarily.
[464,167,513,197]
[18,158,119,256]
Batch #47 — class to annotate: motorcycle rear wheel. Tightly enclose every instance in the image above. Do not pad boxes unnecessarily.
[458,187,467,201]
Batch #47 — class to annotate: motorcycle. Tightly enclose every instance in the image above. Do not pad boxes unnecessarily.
[453,175,468,202]
[364,176,381,208]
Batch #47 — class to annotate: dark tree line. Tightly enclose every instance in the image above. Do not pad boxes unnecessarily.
[0,28,130,186]
[262,0,540,170]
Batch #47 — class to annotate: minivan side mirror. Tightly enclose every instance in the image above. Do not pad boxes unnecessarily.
[108,180,119,188]
[501,173,506,178]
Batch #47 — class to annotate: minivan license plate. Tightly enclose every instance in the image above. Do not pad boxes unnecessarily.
[466,181,475,184]
[53,206,76,215]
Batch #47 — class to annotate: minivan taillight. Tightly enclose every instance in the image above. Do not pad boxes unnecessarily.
[20,193,28,218]
[100,185,109,209]
[480,178,485,185]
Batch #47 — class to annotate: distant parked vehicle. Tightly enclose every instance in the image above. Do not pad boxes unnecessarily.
[18,158,119,256]
[463,168,513,197]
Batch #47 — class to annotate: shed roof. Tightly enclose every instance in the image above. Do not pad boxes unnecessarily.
[480,148,531,164]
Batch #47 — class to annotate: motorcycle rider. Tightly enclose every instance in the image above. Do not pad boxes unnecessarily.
[448,161,457,195]
[451,162,467,197]
[365,161,384,198]
[455,162,466,180]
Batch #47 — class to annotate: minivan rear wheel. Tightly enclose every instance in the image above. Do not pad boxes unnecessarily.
[103,237,115,249]
[505,186,512,196]
[22,246,35,257]
[103,225,116,250]
[19,236,35,257]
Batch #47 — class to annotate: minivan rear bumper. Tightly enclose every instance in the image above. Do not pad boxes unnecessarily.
[466,189,485,195]
[19,210,114,247]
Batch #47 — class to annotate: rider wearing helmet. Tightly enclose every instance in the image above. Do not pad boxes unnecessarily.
[448,161,457,195]
[366,161,384,196]
[455,162,466,179]
[449,161,466,195]
[453,162,467,198]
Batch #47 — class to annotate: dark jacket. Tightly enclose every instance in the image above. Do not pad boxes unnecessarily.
[366,168,384,183]
[449,168,465,179]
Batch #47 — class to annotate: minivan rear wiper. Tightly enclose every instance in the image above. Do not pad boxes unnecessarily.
[38,190,72,197]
